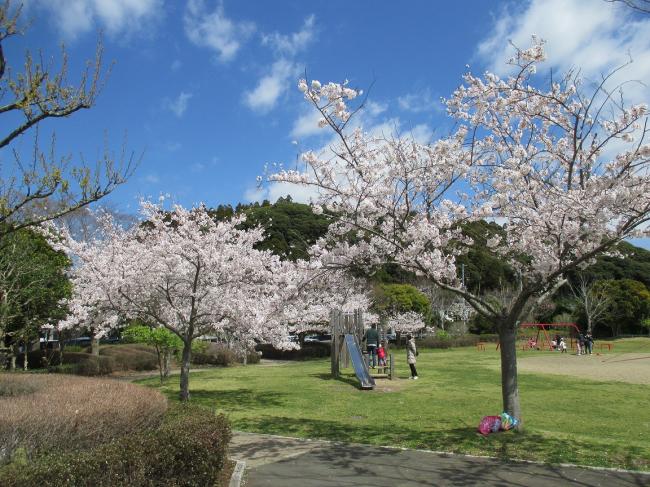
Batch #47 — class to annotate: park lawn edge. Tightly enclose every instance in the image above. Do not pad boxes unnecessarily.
[137,341,650,471]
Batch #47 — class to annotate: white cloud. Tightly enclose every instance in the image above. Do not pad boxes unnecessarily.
[365,100,388,117]
[171,59,182,71]
[262,14,316,56]
[166,91,193,118]
[255,116,433,204]
[245,180,321,204]
[397,89,443,113]
[26,0,162,40]
[476,0,650,165]
[409,123,434,145]
[142,173,160,184]
[184,0,255,62]
[477,0,650,104]
[290,107,324,139]
[244,15,317,114]
[244,59,298,112]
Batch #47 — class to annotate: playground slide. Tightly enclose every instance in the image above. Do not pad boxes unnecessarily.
[344,334,376,390]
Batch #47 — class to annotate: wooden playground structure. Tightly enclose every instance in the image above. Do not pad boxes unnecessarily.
[330,310,394,387]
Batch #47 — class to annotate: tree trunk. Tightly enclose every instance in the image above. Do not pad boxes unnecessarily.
[179,339,192,402]
[497,320,523,430]
[155,344,164,385]
[587,316,592,334]
[91,336,100,356]
[163,351,172,377]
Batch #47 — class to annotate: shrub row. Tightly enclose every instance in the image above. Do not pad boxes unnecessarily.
[390,334,493,350]
[192,343,261,366]
[14,345,158,376]
[100,345,158,371]
[1,404,231,487]
[256,341,331,360]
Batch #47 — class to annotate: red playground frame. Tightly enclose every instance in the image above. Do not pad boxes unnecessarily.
[497,322,581,351]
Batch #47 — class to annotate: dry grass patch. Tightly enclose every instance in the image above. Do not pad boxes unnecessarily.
[0,373,167,464]
[517,352,650,384]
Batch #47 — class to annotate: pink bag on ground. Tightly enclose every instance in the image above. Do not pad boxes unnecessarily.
[478,415,501,435]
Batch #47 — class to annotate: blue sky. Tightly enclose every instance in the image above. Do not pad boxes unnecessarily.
[6,1,650,247]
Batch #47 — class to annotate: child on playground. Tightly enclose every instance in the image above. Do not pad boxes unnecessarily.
[559,337,567,353]
[377,341,387,367]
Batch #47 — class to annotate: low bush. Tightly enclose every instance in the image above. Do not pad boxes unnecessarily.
[71,355,117,376]
[1,404,231,487]
[100,345,158,371]
[15,345,158,375]
[246,350,261,364]
[15,349,61,369]
[256,341,331,360]
[390,334,482,350]
[420,334,480,349]
[192,343,237,366]
[0,374,167,465]
[191,343,260,366]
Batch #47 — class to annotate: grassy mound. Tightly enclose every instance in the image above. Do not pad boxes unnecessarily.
[0,373,167,464]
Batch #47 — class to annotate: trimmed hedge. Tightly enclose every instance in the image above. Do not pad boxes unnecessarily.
[390,334,486,350]
[16,345,159,376]
[192,343,262,366]
[256,341,331,360]
[0,404,231,487]
[100,345,158,371]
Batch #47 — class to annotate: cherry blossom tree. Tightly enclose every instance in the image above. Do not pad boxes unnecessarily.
[47,201,303,401]
[270,38,650,426]
[285,272,374,341]
[387,311,425,335]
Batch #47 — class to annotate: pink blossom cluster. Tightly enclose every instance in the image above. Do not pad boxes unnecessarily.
[272,37,650,307]
[44,201,313,349]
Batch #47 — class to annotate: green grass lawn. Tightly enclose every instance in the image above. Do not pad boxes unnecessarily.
[139,337,650,471]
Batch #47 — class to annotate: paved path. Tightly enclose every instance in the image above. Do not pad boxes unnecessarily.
[230,432,650,487]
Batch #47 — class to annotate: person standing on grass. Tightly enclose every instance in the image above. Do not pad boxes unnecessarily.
[364,323,380,368]
[577,332,585,355]
[406,334,418,379]
[585,333,594,355]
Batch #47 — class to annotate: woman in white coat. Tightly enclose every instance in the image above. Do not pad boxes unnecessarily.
[406,334,418,379]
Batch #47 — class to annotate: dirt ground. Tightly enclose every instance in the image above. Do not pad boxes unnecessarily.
[517,352,650,384]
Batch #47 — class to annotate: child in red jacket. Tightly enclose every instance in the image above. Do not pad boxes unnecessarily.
[377,341,387,366]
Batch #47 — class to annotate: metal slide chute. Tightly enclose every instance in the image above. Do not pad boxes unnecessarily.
[344,334,375,390]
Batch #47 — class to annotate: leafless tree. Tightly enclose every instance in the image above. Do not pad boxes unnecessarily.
[569,274,611,334]
[0,1,137,238]
[605,0,650,13]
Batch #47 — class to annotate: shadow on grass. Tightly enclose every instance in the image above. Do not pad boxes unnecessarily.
[183,388,287,412]
[310,373,361,389]
[246,441,649,487]
[233,415,650,473]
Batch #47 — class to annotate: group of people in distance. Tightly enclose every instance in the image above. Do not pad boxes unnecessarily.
[363,324,419,380]
[551,332,594,355]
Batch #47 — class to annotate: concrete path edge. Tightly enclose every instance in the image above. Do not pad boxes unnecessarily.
[233,430,650,476]
[228,459,246,487]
